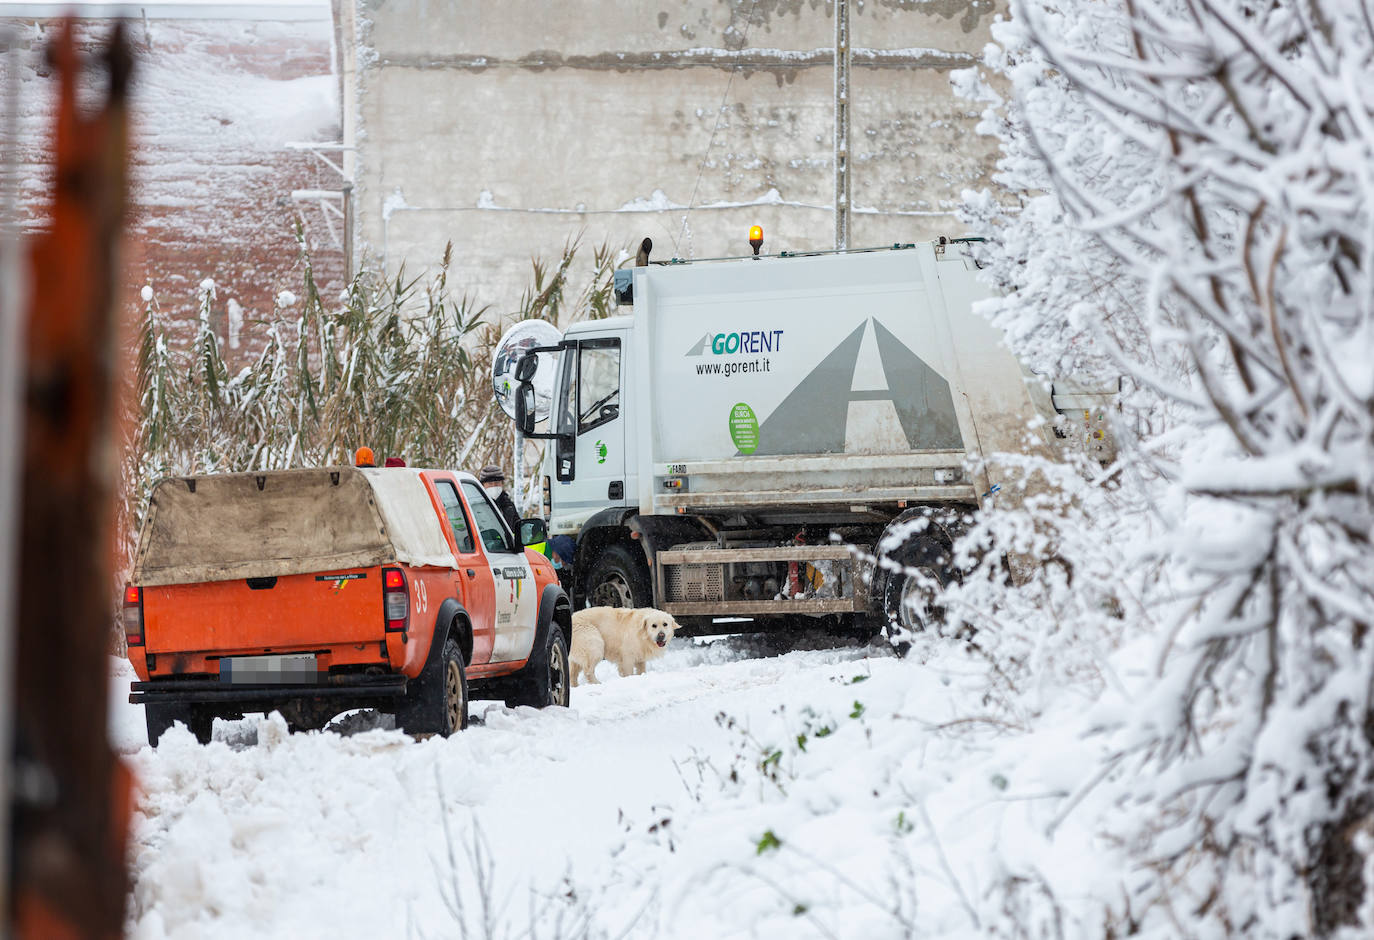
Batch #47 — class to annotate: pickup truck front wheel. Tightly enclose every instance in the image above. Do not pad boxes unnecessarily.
[146,703,213,747]
[506,623,570,709]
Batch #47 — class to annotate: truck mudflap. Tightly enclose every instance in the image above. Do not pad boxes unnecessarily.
[129,674,407,706]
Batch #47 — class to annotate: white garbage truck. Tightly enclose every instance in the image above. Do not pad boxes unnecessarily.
[507,236,1114,634]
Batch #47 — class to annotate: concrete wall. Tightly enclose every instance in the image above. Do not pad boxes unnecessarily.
[339,0,1001,317]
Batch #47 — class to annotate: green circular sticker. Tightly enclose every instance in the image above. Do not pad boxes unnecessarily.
[729,402,759,454]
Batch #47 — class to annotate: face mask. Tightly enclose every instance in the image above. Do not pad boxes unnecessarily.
[485,484,503,497]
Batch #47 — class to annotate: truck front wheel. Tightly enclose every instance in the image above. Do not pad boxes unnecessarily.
[585,544,651,609]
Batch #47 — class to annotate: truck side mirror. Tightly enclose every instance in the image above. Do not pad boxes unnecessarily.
[515,353,538,383]
[519,517,548,549]
[514,383,537,436]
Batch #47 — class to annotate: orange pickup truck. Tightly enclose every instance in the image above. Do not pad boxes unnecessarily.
[124,466,571,745]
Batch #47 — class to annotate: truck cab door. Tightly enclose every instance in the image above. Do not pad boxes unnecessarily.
[432,477,495,665]
[552,336,627,516]
[459,480,536,663]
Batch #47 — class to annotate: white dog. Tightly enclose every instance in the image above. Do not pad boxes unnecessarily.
[569,606,678,686]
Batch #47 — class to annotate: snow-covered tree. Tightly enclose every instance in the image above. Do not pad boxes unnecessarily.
[955,0,1374,933]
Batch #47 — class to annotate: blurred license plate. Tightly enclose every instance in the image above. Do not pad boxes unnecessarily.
[221,653,318,685]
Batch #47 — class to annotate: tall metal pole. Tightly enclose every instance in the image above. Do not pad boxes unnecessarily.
[342,180,354,280]
[834,0,852,250]
[514,427,525,518]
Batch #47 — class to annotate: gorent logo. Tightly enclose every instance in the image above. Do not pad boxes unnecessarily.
[685,329,784,357]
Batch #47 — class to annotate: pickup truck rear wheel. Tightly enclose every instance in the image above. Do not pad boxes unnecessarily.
[441,638,469,734]
[397,634,468,737]
[585,544,650,609]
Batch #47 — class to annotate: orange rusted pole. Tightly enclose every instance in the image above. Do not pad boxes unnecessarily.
[10,19,134,938]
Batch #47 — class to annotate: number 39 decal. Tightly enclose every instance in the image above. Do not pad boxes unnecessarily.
[415,578,428,615]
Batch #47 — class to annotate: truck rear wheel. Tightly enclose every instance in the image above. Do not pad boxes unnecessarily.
[585,544,650,609]
[879,535,950,634]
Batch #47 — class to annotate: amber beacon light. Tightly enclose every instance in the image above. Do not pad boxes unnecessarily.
[749,225,764,256]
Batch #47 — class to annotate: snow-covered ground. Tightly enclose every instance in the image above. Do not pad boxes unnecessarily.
[111,631,1092,938]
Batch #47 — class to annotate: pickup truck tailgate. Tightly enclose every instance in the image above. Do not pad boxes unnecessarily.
[141,570,384,655]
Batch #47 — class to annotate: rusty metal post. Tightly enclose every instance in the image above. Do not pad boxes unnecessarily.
[0,24,24,926]
[11,20,134,937]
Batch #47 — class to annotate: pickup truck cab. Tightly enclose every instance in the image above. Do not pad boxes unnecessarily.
[124,466,572,745]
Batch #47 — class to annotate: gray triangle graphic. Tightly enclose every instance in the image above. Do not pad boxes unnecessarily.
[751,322,868,455]
[684,333,711,356]
[872,319,963,449]
[746,319,964,457]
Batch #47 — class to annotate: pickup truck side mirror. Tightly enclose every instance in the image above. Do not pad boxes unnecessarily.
[514,383,537,436]
[519,517,548,549]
